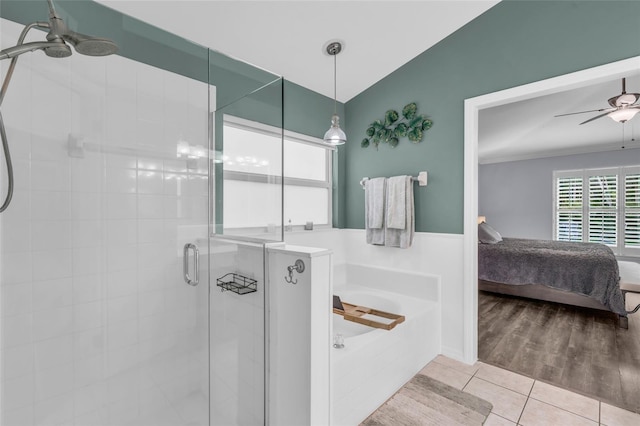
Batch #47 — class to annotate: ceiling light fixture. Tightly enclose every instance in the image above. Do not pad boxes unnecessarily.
[608,107,640,123]
[323,41,346,145]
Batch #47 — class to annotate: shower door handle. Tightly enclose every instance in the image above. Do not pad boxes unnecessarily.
[183,243,199,286]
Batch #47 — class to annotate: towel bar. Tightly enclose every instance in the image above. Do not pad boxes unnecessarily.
[360,171,427,189]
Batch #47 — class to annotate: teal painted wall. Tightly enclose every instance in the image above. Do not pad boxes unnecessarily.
[344,0,640,234]
[216,80,342,136]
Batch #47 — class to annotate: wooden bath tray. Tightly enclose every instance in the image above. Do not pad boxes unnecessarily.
[333,298,405,331]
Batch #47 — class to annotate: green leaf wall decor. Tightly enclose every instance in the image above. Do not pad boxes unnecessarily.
[361,102,433,149]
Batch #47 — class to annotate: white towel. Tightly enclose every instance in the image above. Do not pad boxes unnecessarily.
[384,176,414,248]
[365,177,386,245]
[386,176,407,229]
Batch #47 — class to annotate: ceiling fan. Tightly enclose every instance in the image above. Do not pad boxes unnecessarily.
[555,78,640,125]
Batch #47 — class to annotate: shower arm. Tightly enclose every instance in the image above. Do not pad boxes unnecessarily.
[47,0,59,19]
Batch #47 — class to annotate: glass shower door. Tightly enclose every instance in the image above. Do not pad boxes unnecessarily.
[0,14,211,425]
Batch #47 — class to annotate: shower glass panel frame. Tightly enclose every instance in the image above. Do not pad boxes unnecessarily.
[208,65,284,425]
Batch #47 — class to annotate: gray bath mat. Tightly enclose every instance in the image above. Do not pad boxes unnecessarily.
[361,374,493,426]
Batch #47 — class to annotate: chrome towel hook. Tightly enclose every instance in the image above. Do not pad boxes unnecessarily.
[285,259,305,284]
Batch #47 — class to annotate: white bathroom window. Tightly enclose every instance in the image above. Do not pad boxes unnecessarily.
[221,115,333,231]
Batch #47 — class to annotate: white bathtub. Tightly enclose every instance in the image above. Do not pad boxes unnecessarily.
[331,264,440,426]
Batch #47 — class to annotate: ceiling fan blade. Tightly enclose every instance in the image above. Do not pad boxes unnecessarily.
[579,111,612,125]
[554,108,609,117]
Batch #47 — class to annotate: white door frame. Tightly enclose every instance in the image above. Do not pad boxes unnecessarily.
[462,56,640,364]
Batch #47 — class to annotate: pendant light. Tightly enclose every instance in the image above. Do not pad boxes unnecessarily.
[323,41,346,145]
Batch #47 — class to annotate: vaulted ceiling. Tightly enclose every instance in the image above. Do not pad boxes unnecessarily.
[94,0,499,102]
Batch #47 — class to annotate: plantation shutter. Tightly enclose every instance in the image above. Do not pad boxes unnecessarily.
[588,173,617,247]
[624,171,640,252]
[556,175,583,242]
[555,166,640,256]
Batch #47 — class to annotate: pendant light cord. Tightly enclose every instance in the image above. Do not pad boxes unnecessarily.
[333,52,337,115]
[323,41,346,144]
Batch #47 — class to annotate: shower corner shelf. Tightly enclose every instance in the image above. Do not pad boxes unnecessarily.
[216,273,257,295]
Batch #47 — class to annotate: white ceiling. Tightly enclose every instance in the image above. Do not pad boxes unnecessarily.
[479,73,640,164]
[94,0,499,102]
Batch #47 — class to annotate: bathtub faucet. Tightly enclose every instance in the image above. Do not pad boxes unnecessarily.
[284,259,305,284]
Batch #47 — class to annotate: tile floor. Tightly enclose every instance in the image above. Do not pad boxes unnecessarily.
[420,355,640,426]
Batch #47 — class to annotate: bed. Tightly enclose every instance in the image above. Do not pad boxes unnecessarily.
[477,227,628,326]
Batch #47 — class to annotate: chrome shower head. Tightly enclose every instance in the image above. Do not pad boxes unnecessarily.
[43,40,72,58]
[0,0,118,61]
[63,31,118,57]
[0,41,56,60]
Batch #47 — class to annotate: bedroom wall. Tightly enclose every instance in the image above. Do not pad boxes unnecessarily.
[479,148,640,240]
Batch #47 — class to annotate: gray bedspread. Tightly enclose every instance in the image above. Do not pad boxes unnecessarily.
[478,238,626,316]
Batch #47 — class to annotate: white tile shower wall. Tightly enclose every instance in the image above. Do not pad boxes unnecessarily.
[1,18,210,426]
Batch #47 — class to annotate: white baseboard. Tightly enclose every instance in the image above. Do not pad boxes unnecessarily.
[440,346,470,365]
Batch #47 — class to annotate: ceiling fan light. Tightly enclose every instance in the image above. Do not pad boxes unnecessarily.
[615,93,640,106]
[608,108,640,123]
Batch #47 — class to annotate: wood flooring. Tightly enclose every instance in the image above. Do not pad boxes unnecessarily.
[478,290,640,414]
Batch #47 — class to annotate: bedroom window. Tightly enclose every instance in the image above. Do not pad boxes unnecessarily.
[554,166,640,257]
[221,115,333,232]
[625,171,640,250]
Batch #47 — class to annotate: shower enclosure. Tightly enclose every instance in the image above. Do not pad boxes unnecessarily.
[0,2,284,424]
